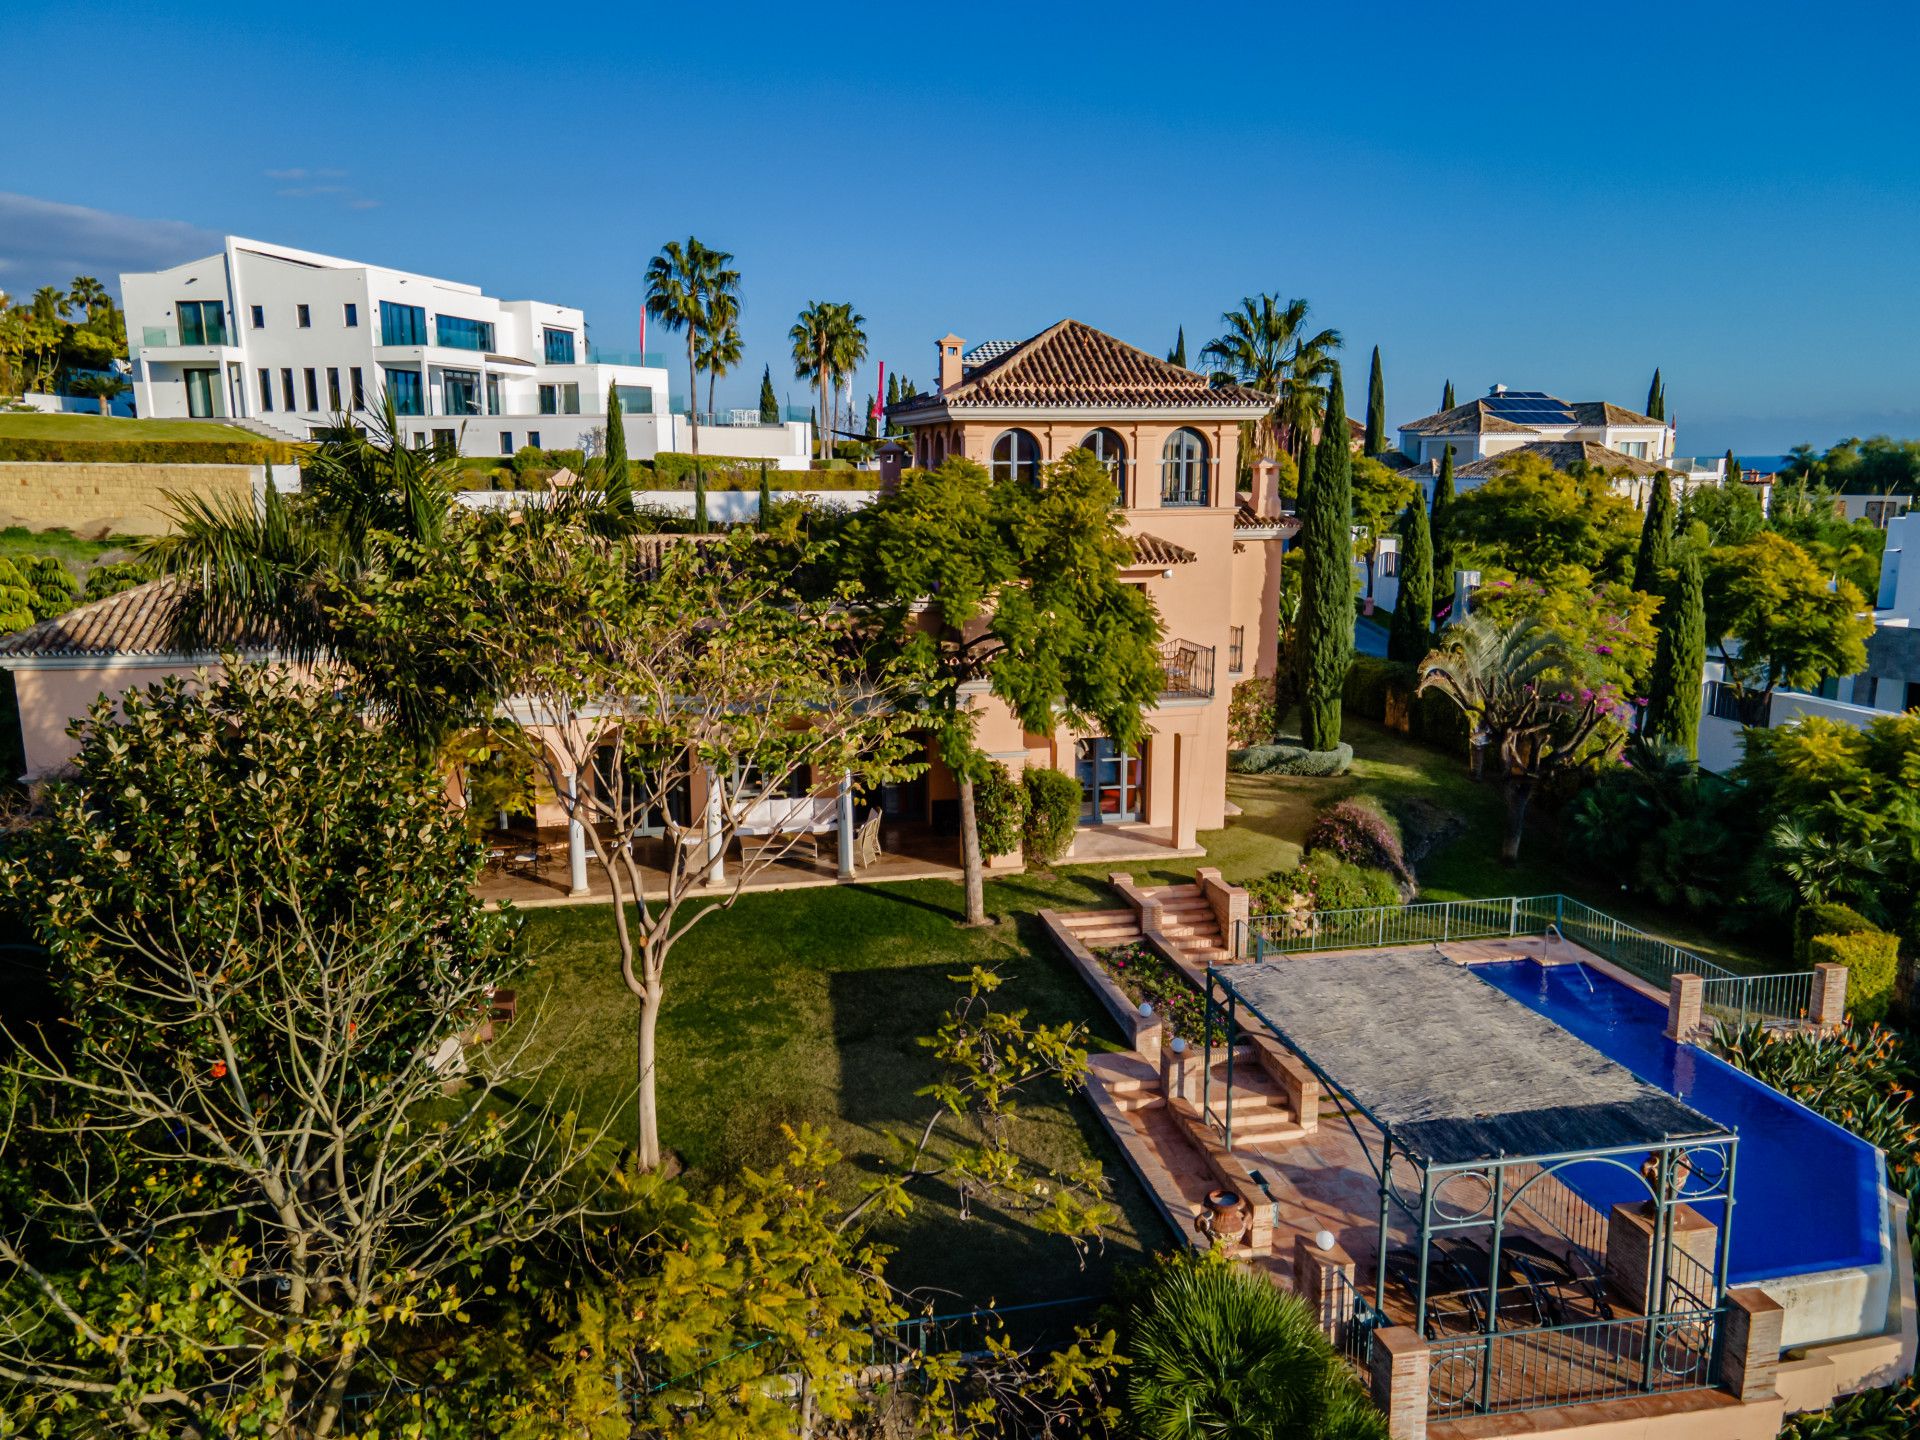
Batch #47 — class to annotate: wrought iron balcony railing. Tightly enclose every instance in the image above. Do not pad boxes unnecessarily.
[1159,639,1215,699]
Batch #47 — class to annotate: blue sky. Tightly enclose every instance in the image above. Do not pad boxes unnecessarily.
[6,1,1918,453]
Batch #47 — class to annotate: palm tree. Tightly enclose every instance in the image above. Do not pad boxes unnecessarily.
[645,237,739,472]
[1201,295,1342,465]
[696,291,743,419]
[827,302,868,453]
[1417,615,1618,863]
[29,285,67,324]
[790,302,836,463]
[1125,1254,1387,1440]
[67,276,110,323]
[67,371,129,415]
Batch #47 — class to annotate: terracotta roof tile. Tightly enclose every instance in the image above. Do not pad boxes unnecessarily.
[1127,532,1198,567]
[1454,441,1670,479]
[0,580,223,660]
[1569,400,1666,427]
[893,320,1273,413]
[1234,503,1301,537]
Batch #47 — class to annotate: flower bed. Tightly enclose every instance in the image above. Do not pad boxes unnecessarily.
[1098,942,1204,1041]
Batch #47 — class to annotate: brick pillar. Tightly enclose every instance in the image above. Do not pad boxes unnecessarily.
[877,440,906,495]
[1368,1326,1430,1440]
[1136,1014,1163,1066]
[1667,972,1704,1042]
[1604,1202,1718,1314]
[1809,962,1849,1030]
[1717,1287,1785,1402]
[1293,1233,1355,1337]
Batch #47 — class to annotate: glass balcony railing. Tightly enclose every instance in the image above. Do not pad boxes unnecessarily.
[585,346,667,368]
[140,323,230,348]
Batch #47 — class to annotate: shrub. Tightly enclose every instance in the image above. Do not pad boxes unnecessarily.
[1305,799,1413,889]
[1794,902,1875,967]
[971,763,1027,859]
[1099,942,1204,1041]
[1808,930,1902,1024]
[1228,741,1352,777]
[0,435,300,465]
[82,560,150,603]
[1228,675,1277,748]
[1246,851,1401,920]
[1022,767,1080,866]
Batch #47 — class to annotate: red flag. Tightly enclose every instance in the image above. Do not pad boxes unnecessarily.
[872,361,885,421]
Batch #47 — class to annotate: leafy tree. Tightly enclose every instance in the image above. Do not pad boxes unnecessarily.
[0,665,607,1436]
[1441,378,1455,411]
[1466,567,1660,697]
[1201,294,1341,465]
[758,362,779,424]
[1167,324,1187,367]
[1783,434,1920,498]
[1632,470,1675,593]
[1363,344,1386,456]
[362,518,924,1170]
[1702,532,1872,714]
[854,451,1162,926]
[66,369,129,414]
[1431,443,1456,622]
[1570,736,1744,913]
[1350,453,1416,599]
[1387,495,1433,662]
[1297,364,1354,749]
[1646,366,1666,421]
[82,558,152,601]
[1122,1251,1387,1440]
[1644,551,1706,758]
[646,236,739,474]
[1419,616,1626,861]
[1766,477,1886,597]
[1448,452,1640,582]
[602,377,632,513]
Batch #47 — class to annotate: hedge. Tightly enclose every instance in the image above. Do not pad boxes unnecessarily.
[1794,902,1875,967]
[0,435,301,466]
[1228,741,1353,777]
[972,763,1026,859]
[1342,654,1470,747]
[1807,929,1902,1023]
[1022,768,1081,866]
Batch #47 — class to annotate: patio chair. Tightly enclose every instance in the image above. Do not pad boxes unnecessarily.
[855,810,882,869]
[1384,1248,1481,1335]
[1499,1236,1614,1322]
[1439,1238,1555,1328]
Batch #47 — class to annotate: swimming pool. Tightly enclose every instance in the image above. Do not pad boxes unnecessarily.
[1469,958,1885,1284]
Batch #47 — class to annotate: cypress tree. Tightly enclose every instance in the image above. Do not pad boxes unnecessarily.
[693,465,709,533]
[1364,346,1387,457]
[758,365,778,424]
[1298,364,1354,751]
[1430,444,1456,625]
[1646,367,1665,421]
[1725,449,1743,486]
[1632,472,1674,593]
[1168,326,1187,368]
[1644,552,1706,759]
[1387,496,1433,663]
[1441,379,1455,411]
[603,380,632,513]
[758,462,772,527]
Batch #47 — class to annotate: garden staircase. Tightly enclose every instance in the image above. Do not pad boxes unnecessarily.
[1139,882,1233,969]
[1054,908,1144,950]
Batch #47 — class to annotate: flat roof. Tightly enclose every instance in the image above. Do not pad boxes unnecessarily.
[1215,948,1728,1166]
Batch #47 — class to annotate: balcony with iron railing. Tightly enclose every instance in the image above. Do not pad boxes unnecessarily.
[1159,639,1215,699]
[1228,625,1245,674]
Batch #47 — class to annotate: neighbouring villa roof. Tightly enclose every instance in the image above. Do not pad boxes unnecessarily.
[1402,390,1666,437]
[1127,532,1198,567]
[893,320,1274,414]
[1454,441,1670,478]
[0,579,226,661]
[1218,948,1726,1165]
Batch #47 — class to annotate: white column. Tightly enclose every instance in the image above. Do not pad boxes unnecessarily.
[566,771,588,896]
[837,772,856,880]
[703,767,727,887]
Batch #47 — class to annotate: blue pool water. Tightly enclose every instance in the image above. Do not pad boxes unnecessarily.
[1470,959,1885,1284]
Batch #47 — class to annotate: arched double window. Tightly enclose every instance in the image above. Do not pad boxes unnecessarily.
[1161,428,1210,506]
[990,428,1042,483]
[1082,428,1128,505]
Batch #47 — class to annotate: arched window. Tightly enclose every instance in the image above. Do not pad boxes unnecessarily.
[1082,428,1128,505]
[931,432,947,467]
[1161,428,1210,506]
[990,428,1042,483]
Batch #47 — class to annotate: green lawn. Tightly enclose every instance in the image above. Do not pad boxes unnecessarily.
[509,714,1780,1309]
[0,413,252,443]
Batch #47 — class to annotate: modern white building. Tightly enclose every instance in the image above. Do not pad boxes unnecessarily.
[120,237,812,467]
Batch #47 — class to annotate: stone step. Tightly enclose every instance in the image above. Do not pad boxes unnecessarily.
[1144,884,1203,899]
[1077,926,1144,945]
[1159,922,1220,939]
[1112,1091,1164,1113]
[1062,909,1136,926]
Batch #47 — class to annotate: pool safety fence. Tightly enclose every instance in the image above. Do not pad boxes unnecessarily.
[1243,894,1815,1026]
